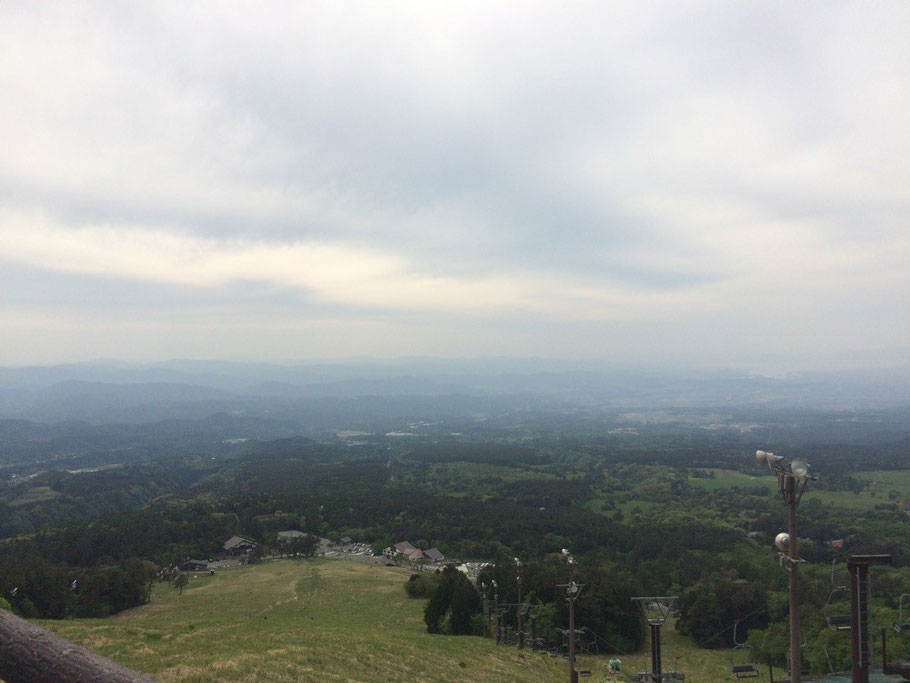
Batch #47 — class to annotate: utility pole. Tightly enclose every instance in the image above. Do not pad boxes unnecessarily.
[492,580,500,645]
[515,557,524,650]
[558,581,583,683]
[480,582,489,638]
[557,548,580,682]
[784,474,802,683]
[569,586,577,683]
[756,450,814,683]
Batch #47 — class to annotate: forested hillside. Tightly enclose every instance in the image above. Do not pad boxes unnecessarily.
[2,401,910,676]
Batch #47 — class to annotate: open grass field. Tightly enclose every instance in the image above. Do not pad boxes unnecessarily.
[855,469,910,496]
[688,469,910,511]
[35,558,749,682]
[6,485,61,507]
[583,498,664,519]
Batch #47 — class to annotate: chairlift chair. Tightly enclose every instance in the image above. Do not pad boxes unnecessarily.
[825,558,852,632]
[896,593,910,634]
[824,598,852,632]
[730,620,760,679]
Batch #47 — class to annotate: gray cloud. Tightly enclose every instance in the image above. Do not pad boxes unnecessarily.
[1,1,908,367]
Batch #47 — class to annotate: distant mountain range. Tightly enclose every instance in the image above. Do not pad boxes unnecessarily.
[1,358,909,424]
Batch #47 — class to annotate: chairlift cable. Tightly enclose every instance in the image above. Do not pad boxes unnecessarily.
[694,603,768,649]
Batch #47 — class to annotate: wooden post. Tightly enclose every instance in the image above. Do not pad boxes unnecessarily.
[517,570,524,650]
[0,609,154,683]
[784,475,801,683]
[569,593,577,683]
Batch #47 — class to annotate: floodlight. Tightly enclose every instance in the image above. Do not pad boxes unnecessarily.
[756,450,783,469]
[775,532,790,552]
[790,459,809,479]
[568,581,579,596]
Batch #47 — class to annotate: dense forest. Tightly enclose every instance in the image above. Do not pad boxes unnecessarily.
[1,403,909,675]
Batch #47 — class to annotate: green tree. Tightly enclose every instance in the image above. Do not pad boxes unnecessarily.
[448,576,481,635]
[424,566,480,635]
[675,570,768,647]
[569,565,646,652]
[18,597,38,618]
[173,574,189,595]
[405,573,439,599]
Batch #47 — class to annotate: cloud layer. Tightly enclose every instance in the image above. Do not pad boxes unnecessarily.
[2,1,908,367]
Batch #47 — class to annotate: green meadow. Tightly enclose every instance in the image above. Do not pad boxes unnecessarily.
[36,558,748,682]
[688,468,910,511]
[7,485,61,507]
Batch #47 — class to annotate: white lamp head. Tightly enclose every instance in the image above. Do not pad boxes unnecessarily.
[790,458,810,479]
[756,450,783,469]
[774,532,790,552]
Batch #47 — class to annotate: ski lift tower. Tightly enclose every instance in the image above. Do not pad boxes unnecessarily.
[632,596,677,682]
[847,554,891,683]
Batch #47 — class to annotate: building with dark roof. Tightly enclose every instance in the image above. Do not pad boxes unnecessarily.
[222,536,257,554]
[278,530,308,539]
[424,548,445,563]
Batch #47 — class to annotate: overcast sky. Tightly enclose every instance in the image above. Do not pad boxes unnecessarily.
[1,1,908,370]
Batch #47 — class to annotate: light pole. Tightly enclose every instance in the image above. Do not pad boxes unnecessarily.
[492,580,500,645]
[515,557,524,650]
[756,450,814,683]
[558,549,581,683]
[481,581,489,638]
[557,581,582,683]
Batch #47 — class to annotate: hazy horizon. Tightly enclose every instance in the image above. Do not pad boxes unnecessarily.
[3,345,910,376]
[2,2,908,368]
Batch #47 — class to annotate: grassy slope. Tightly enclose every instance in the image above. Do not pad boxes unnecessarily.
[38,559,565,682]
[7,485,61,507]
[36,558,749,682]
